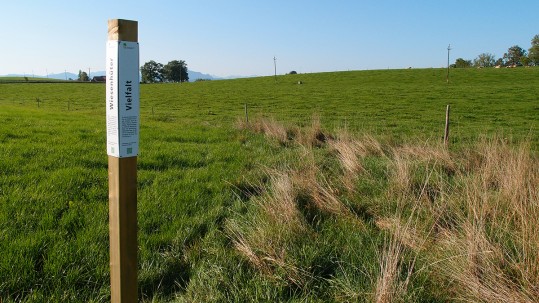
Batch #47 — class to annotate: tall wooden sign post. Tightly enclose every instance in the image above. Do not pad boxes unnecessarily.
[106,19,139,303]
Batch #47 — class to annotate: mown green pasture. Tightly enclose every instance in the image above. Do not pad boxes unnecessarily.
[0,77,66,83]
[0,68,537,302]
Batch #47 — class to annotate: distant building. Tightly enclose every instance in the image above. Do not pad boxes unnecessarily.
[92,76,106,82]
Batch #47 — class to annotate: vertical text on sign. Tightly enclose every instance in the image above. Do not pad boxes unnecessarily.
[106,41,140,158]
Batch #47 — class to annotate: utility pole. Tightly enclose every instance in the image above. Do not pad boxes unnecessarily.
[446,44,451,83]
[273,56,277,81]
[88,67,91,81]
[65,69,67,81]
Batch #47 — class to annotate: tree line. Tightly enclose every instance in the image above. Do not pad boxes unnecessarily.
[140,60,189,83]
[453,34,539,68]
[72,60,189,82]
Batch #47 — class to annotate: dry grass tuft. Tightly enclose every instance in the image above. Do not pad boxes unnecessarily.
[236,116,290,145]
[435,222,538,302]
[234,116,249,131]
[328,137,364,176]
[392,141,455,177]
[296,114,329,147]
[396,142,453,168]
[359,134,386,157]
[389,151,414,194]
[380,137,539,302]
[258,117,290,145]
[309,175,350,216]
[261,172,306,231]
[328,130,386,192]
[429,139,539,302]
[226,171,311,286]
[387,141,455,204]
[375,217,424,252]
[374,224,414,303]
[290,152,352,218]
[234,116,539,301]
[226,221,272,273]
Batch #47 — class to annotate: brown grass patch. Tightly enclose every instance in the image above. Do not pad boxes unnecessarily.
[429,139,539,301]
[374,223,415,303]
[234,116,539,301]
[236,116,290,145]
[296,114,329,147]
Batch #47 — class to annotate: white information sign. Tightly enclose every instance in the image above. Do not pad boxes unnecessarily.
[106,41,140,158]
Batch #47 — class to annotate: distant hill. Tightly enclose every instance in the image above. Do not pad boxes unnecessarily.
[2,70,256,81]
[4,72,80,81]
[188,70,218,81]
[0,76,64,83]
[3,72,97,81]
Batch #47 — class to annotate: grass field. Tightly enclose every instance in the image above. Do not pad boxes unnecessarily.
[0,77,67,83]
[0,68,538,302]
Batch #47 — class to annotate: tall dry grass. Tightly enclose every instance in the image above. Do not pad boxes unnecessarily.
[430,138,539,302]
[236,114,331,147]
[341,134,539,302]
[291,161,351,218]
[234,116,539,301]
[226,171,310,285]
[295,114,329,147]
[236,116,290,145]
[374,234,413,303]
[384,137,539,302]
[328,129,386,192]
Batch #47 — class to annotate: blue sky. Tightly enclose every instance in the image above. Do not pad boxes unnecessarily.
[1,0,538,77]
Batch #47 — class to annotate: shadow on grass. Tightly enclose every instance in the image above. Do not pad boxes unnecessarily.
[139,256,191,300]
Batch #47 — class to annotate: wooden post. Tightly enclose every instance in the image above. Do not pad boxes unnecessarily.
[107,19,139,303]
[244,103,249,123]
[444,105,450,146]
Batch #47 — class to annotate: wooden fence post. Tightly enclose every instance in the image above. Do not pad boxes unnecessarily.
[244,103,249,123]
[444,105,450,146]
[106,19,139,303]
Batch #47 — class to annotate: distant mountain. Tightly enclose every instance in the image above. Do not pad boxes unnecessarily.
[187,71,259,81]
[60,70,218,81]
[2,70,256,81]
[2,72,101,81]
[188,70,218,81]
[220,74,260,80]
[3,73,78,80]
[52,72,78,80]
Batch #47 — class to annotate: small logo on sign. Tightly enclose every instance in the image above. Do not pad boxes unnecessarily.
[122,42,135,50]
[127,148,133,154]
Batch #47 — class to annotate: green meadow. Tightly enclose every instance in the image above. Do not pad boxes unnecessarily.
[0,77,66,83]
[0,68,538,302]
